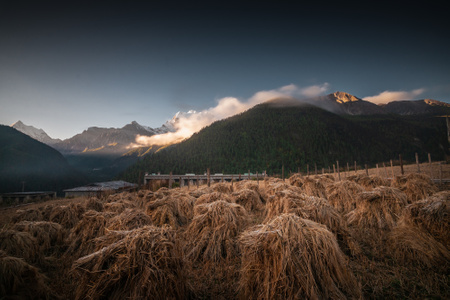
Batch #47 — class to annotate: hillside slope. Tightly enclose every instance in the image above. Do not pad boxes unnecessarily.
[0,126,87,193]
[121,101,449,182]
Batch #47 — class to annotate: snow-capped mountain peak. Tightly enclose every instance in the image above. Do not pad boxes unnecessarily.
[11,121,61,145]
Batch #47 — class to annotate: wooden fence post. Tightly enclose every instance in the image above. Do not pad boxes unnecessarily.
[365,164,369,176]
[315,163,318,175]
[322,168,325,175]
[415,152,421,173]
[169,172,173,189]
[439,162,443,185]
[197,175,199,189]
[336,161,341,181]
[248,170,251,180]
[256,171,259,185]
[207,168,210,187]
[399,154,404,175]
[376,164,379,177]
[346,162,349,178]
[354,161,357,174]
[428,153,432,178]
[282,165,285,181]
[333,164,336,179]
[307,164,309,176]
[383,162,388,178]
[390,159,395,178]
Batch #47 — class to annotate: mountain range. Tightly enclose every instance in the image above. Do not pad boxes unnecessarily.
[7,92,450,184]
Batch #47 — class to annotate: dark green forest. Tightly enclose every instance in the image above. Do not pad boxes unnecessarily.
[121,102,449,183]
[0,126,87,194]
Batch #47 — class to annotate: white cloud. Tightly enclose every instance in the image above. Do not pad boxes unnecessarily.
[135,83,330,146]
[363,88,425,104]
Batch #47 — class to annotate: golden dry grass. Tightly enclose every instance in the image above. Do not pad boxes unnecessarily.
[184,200,248,263]
[239,214,361,299]
[72,225,187,300]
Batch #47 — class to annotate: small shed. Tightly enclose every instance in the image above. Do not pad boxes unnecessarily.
[64,180,137,198]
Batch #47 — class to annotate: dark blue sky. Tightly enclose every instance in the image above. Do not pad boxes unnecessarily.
[1,1,449,139]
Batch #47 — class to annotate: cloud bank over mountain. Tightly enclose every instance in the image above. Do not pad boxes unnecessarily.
[363,88,425,104]
[135,83,330,146]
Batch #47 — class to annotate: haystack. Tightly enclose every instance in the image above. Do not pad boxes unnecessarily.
[195,191,235,206]
[347,174,389,190]
[12,208,44,223]
[65,210,108,259]
[13,221,66,252]
[103,199,136,213]
[234,180,267,203]
[184,200,248,263]
[231,189,264,212]
[85,197,104,212]
[326,180,366,213]
[391,173,438,202]
[146,194,194,228]
[72,225,187,300]
[388,225,450,270]
[346,186,407,231]
[396,196,449,248]
[239,214,361,300]
[0,229,40,263]
[264,190,360,256]
[289,174,327,198]
[211,182,233,193]
[0,250,52,299]
[49,203,85,228]
[189,186,214,198]
[107,208,152,230]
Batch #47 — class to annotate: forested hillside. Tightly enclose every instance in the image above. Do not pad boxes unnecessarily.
[0,126,87,194]
[121,101,449,182]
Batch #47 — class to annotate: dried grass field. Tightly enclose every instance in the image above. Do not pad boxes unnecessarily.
[0,165,449,299]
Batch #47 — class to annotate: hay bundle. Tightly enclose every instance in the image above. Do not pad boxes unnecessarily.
[347,174,389,190]
[65,210,108,258]
[135,190,154,209]
[85,197,104,212]
[107,208,152,230]
[392,173,438,202]
[0,250,51,299]
[265,179,292,197]
[189,186,214,198]
[239,214,361,300]
[49,203,84,228]
[234,180,267,203]
[314,174,335,186]
[231,189,264,212]
[287,173,303,186]
[185,200,248,263]
[346,186,407,231]
[12,208,43,223]
[13,221,66,252]
[0,230,40,263]
[195,191,235,206]
[146,195,191,228]
[300,177,327,198]
[171,192,196,221]
[103,200,136,213]
[388,225,450,269]
[326,180,366,213]
[72,225,187,300]
[397,196,449,248]
[211,182,233,193]
[264,191,360,255]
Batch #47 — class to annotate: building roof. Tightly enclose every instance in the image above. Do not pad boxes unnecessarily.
[63,180,137,193]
